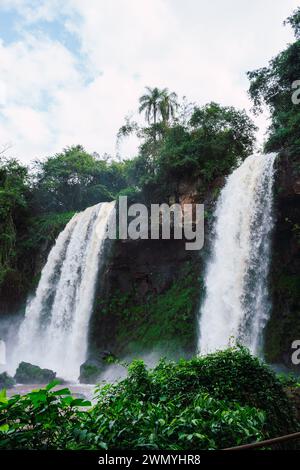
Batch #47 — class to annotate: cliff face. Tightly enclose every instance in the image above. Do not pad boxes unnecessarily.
[89,238,201,360]
[88,174,223,362]
[264,153,300,371]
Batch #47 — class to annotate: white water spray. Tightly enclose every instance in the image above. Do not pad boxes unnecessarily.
[11,201,115,381]
[198,154,276,355]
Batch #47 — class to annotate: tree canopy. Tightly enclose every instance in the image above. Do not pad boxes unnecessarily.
[248,7,300,156]
[0,158,29,287]
[32,145,128,213]
[125,100,256,201]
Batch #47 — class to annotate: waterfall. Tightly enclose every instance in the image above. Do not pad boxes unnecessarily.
[198,154,276,355]
[11,201,115,381]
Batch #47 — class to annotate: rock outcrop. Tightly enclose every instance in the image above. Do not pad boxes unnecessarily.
[264,153,300,371]
[14,362,56,384]
[79,352,116,383]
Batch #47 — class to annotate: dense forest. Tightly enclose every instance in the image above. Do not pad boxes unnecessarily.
[0,6,299,451]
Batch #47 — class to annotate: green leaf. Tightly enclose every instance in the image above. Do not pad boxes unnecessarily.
[0,389,7,403]
[45,379,62,391]
[70,398,91,407]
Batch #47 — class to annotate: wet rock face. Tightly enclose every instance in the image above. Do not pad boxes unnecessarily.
[264,153,300,370]
[103,238,195,297]
[79,352,116,383]
[79,360,103,384]
[88,236,199,358]
[14,362,56,384]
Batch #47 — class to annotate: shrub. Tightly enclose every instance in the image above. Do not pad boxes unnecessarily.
[0,348,297,450]
[90,347,297,448]
[0,381,91,449]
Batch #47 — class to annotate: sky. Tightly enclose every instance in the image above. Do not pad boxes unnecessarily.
[0,0,299,163]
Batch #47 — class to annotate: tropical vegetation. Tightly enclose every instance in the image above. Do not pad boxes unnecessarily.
[0,348,297,450]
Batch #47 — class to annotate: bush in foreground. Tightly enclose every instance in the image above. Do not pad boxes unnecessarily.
[0,347,297,449]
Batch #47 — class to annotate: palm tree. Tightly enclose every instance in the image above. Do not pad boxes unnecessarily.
[139,87,163,125]
[160,89,178,123]
[138,87,178,125]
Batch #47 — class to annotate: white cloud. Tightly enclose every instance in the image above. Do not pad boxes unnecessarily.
[1,105,51,143]
[0,31,83,159]
[0,35,80,107]
[0,0,63,23]
[48,69,140,154]
[0,0,299,163]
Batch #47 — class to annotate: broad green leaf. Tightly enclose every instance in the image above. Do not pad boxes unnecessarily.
[70,398,91,407]
[0,389,7,403]
[46,379,62,391]
[0,424,9,432]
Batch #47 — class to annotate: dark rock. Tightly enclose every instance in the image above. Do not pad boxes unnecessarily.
[89,236,201,358]
[79,351,117,383]
[14,362,56,384]
[264,152,300,368]
[79,359,104,384]
[0,371,15,389]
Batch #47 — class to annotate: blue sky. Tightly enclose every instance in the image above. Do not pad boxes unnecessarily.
[0,4,74,50]
[0,0,299,163]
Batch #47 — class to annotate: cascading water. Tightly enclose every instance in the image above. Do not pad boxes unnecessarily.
[198,153,276,355]
[11,201,115,381]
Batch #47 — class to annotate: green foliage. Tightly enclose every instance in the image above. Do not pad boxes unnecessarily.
[128,101,256,201]
[2,349,295,450]
[0,210,74,297]
[137,347,296,438]
[0,157,30,292]
[32,145,129,213]
[88,350,274,450]
[285,7,300,39]
[91,384,265,450]
[0,381,91,449]
[248,7,300,157]
[0,146,131,298]
[276,372,300,388]
[22,212,75,252]
[139,86,178,125]
[161,103,255,178]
